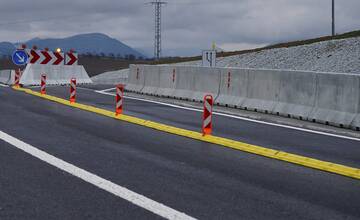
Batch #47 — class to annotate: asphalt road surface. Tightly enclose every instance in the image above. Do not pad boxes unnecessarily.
[1,85,360,220]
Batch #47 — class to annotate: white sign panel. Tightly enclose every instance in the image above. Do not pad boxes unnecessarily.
[202,50,216,67]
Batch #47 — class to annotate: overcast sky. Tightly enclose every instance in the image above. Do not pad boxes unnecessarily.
[0,0,359,56]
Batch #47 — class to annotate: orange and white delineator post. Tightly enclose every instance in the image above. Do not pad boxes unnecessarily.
[40,74,46,94]
[115,84,124,115]
[14,69,21,87]
[202,94,213,136]
[70,78,76,103]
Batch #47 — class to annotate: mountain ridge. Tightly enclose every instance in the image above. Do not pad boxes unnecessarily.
[1,33,145,58]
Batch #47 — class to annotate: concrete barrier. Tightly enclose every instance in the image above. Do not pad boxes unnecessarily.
[241,69,281,113]
[126,65,145,93]
[141,65,161,95]
[172,66,220,101]
[91,69,129,85]
[273,70,317,119]
[308,72,360,128]
[352,94,360,130]
[0,70,12,84]
[19,64,92,85]
[125,64,360,130]
[215,68,248,107]
[155,66,177,97]
[171,66,196,100]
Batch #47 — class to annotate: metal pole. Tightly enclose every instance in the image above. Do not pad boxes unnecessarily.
[332,0,335,36]
[149,0,167,60]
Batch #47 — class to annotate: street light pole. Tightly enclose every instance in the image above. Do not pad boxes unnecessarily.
[332,0,335,36]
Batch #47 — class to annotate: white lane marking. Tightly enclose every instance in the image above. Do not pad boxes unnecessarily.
[0,130,196,220]
[95,88,360,142]
[0,83,9,87]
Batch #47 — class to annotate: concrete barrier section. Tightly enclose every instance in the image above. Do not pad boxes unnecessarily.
[273,70,317,119]
[155,66,177,97]
[171,66,220,101]
[141,65,161,95]
[351,90,360,130]
[0,70,12,84]
[309,72,360,128]
[126,65,145,92]
[19,64,92,85]
[91,69,129,85]
[172,66,196,100]
[190,67,221,102]
[215,68,248,107]
[241,69,281,113]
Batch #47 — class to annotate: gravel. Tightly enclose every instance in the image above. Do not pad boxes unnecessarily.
[178,37,360,74]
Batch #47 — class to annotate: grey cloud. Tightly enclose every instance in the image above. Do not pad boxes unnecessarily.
[0,0,359,56]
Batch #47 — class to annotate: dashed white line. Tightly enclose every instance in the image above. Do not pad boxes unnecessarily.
[95,88,360,142]
[0,130,196,220]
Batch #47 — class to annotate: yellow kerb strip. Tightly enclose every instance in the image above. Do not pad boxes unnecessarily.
[13,86,360,180]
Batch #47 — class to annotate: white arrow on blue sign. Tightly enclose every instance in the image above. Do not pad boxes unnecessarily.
[12,50,28,66]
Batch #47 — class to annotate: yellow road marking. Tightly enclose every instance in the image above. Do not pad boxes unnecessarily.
[13,86,360,180]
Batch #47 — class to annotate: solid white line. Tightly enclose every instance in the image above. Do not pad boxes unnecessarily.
[95,89,360,142]
[0,130,196,220]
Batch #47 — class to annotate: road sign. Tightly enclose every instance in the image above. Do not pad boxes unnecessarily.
[26,49,65,65]
[65,51,78,65]
[12,50,28,66]
[202,50,216,67]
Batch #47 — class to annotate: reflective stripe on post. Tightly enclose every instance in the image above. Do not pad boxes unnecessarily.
[14,69,21,87]
[172,68,176,83]
[115,84,124,115]
[227,71,231,89]
[70,78,76,103]
[202,94,213,136]
[40,74,46,95]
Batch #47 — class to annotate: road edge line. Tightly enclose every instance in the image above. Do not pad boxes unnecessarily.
[0,130,196,220]
[13,86,360,180]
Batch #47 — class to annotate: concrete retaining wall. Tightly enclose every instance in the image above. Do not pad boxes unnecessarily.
[126,64,360,130]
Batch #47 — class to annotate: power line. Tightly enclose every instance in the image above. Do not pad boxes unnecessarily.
[147,0,167,60]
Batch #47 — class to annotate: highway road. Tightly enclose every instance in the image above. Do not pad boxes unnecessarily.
[1,85,360,219]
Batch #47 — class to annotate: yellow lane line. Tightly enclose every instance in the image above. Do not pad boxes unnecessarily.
[13,86,360,180]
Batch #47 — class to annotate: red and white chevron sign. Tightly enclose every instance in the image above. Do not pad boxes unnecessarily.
[27,49,65,65]
[65,51,78,65]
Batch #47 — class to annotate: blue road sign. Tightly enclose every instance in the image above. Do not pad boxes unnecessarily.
[12,50,28,66]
